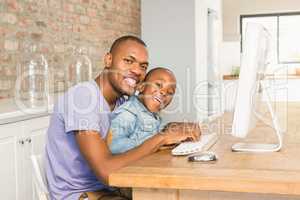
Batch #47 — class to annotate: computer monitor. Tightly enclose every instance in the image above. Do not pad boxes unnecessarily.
[231,23,283,152]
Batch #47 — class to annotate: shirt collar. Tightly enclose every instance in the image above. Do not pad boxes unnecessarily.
[130,95,160,120]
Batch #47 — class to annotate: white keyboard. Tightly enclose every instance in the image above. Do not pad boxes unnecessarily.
[171,132,218,156]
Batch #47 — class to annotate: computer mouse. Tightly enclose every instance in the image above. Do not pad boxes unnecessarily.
[188,152,217,162]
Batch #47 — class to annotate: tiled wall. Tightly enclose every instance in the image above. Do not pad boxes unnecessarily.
[0,0,140,99]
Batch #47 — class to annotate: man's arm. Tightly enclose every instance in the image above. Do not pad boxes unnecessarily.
[75,130,165,184]
[75,122,200,184]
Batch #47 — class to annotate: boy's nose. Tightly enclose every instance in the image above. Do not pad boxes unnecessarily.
[159,88,167,96]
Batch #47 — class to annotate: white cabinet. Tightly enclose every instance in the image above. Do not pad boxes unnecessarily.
[223,79,300,110]
[0,115,50,200]
[0,136,18,199]
[262,79,300,102]
[0,122,23,200]
[23,117,50,200]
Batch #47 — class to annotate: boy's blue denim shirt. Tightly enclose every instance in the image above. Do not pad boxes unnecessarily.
[109,95,162,154]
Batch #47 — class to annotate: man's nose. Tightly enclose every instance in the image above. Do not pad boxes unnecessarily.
[130,62,144,77]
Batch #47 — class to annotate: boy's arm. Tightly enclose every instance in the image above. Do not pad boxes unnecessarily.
[109,111,140,154]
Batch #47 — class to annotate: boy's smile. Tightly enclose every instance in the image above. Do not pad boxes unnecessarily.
[138,68,176,113]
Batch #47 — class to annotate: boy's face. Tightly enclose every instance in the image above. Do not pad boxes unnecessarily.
[139,70,176,113]
[105,40,149,96]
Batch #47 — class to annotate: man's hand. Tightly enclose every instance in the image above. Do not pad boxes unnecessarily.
[161,122,201,145]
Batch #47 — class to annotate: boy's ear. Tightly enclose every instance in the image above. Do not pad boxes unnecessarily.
[104,53,112,68]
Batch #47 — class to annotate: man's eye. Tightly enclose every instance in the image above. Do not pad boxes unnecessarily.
[140,64,148,70]
[124,58,133,64]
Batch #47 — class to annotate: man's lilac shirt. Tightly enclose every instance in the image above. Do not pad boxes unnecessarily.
[45,80,123,200]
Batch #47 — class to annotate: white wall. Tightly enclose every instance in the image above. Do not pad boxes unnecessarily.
[141,0,197,122]
[223,0,300,41]
[220,41,240,75]
[195,0,223,120]
[221,0,300,76]
[141,0,222,122]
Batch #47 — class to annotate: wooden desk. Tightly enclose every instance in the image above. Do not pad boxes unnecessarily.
[109,112,300,200]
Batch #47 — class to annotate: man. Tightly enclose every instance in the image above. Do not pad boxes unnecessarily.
[45,35,200,200]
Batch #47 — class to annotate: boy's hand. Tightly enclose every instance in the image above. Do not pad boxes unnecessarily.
[161,122,201,145]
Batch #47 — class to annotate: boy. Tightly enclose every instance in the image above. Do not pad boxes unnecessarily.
[109,67,178,154]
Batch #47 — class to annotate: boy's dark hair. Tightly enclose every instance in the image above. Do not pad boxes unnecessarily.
[144,67,174,81]
[109,35,147,54]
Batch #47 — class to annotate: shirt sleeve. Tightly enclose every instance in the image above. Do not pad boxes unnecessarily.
[61,83,102,134]
[159,120,167,132]
[109,110,139,154]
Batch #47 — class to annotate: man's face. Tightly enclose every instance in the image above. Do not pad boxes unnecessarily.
[105,40,149,96]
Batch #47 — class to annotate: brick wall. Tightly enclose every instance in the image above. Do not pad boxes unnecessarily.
[0,0,141,99]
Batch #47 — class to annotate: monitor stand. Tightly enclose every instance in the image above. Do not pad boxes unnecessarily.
[231,81,284,152]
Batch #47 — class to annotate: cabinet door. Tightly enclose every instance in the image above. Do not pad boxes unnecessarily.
[22,116,50,200]
[0,122,24,200]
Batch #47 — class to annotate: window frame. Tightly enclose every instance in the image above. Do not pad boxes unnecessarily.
[240,12,300,64]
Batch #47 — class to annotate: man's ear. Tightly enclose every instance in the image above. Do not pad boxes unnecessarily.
[104,53,112,68]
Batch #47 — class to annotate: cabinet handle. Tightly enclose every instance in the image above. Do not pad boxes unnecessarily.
[19,139,25,145]
[25,138,32,143]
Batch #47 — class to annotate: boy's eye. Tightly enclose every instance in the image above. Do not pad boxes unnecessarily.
[155,82,162,88]
[167,90,175,96]
[123,58,133,64]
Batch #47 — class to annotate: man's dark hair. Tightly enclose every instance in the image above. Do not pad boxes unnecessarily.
[109,35,147,54]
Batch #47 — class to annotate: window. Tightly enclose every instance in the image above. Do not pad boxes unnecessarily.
[240,12,300,64]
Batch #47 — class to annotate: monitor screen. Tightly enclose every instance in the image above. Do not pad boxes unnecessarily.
[231,23,270,138]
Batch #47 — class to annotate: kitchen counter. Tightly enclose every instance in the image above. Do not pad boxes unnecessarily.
[223,74,300,80]
[0,94,62,125]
